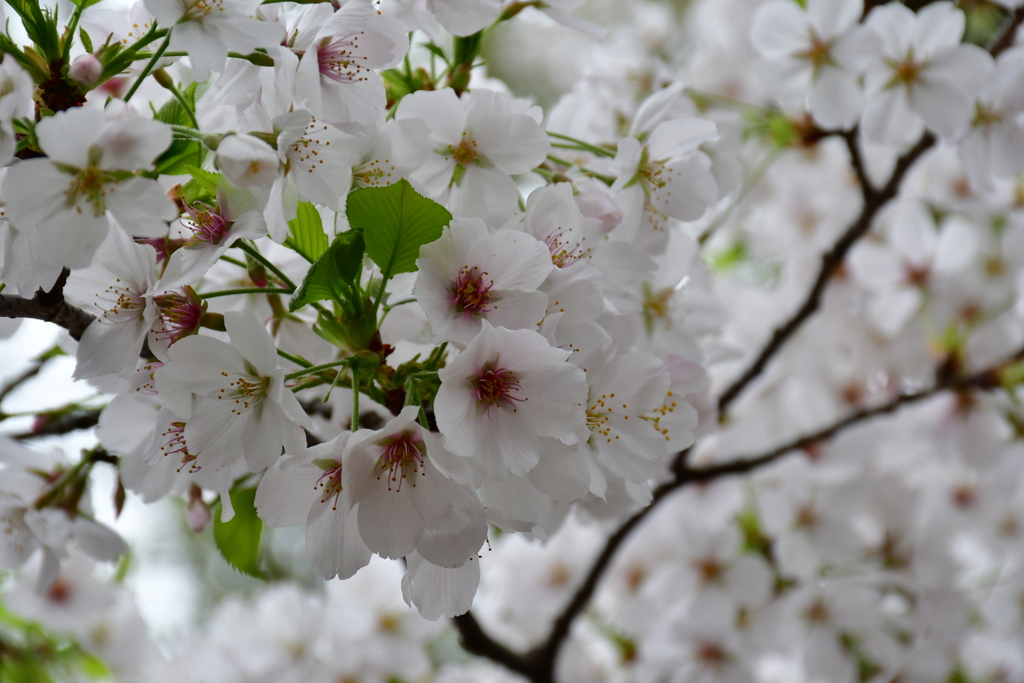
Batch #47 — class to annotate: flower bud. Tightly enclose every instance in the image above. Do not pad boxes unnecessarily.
[573,176,623,235]
[215,134,280,188]
[69,53,102,88]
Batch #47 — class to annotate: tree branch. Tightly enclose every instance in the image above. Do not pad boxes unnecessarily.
[10,409,102,440]
[511,349,1017,682]
[0,269,94,342]
[989,6,1024,58]
[716,131,935,416]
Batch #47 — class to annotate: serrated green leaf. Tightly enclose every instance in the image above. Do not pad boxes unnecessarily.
[289,229,365,311]
[347,179,450,279]
[213,486,265,579]
[0,34,47,82]
[419,41,449,65]
[183,164,221,195]
[284,202,328,262]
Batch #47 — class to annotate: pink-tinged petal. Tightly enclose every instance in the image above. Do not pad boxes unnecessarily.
[96,116,172,170]
[401,551,479,620]
[912,1,964,56]
[750,1,810,58]
[255,460,320,527]
[809,68,862,130]
[449,164,519,224]
[240,400,286,472]
[356,488,425,559]
[528,440,590,502]
[651,152,718,222]
[225,310,279,376]
[306,498,371,580]
[807,0,862,38]
[483,114,549,175]
[70,517,126,561]
[415,519,486,568]
[648,118,719,160]
[316,0,371,40]
[485,290,548,332]
[36,107,104,167]
[848,242,907,292]
[472,229,553,291]
[933,216,978,275]
[925,45,994,100]
[2,159,72,228]
[406,464,484,535]
[869,288,921,337]
[36,209,110,271]
[864,4,916,57]
[184,399,249,470]
[105,177,179,237]
[861,87,922,145]
[430,0,500,36]
[167,335,246,388]
[990,124,1024,178]
[72,314,149,380]
[359,16,410,70]
[396,88,467,145]
[911,79,972,139]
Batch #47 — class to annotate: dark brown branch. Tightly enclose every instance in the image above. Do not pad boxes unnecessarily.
[716,131,936,416]
[453,613,547,681]
[0,364,43,406]
[10,409,102,440]
[989,6,1024,58]
[0,269,94,342]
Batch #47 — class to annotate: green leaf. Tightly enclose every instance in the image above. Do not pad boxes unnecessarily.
[289,229,365,311]
[0,34,48,82]
[6,0,61,61]
[78,27,93,53]
[212,486,266,579]
[284,202,329,262]
[347,179,451,279]
[152,83,205,175]
[70,0,104,9]
[183,164,221,195]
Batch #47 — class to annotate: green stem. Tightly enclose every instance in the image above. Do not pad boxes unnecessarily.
[351,363,360,432]
[170,125,206,140]
[547,132,616,158]
[237,242,297,291]
[545,155,616,185]
[284,360,350,381]
[199,287,292,299]
[61,5,84,65]
[277,349,312,368]
[123,34,170,103]
[219,255,247,268]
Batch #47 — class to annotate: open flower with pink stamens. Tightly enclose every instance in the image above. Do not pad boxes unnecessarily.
[414,218,552,345]
[158,179,267,290]
[293,0,408,127]
[434,323,588,480]
[343,406,487,569]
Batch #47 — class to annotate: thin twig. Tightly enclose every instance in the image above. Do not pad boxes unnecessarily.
[989,6,1024,58]
[716,132,936,416]
[0,269,94,342]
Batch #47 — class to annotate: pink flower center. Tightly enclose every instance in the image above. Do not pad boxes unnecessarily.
[315,464,344,510]
[318,34,369,84]
[377,431,425,491]
[453,266,494,315]
[183,202,230,245]
[154,286,205,345]
[473,365,526,416]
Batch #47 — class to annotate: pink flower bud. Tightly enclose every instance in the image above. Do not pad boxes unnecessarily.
[69,54,102,87]
[573,176,623,235]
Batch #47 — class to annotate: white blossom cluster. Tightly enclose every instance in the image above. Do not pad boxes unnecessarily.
[0,0,1024,680]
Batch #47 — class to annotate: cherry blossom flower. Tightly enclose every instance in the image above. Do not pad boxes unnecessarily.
[1,106,177,273]
[144,0,283,81]
[434,323,588,479]
[861,2,994,143]
[414,217,552,344]
[750,0,878,129]
[154,310,312,473]
[0,55,33,166]
[396,88,550,225]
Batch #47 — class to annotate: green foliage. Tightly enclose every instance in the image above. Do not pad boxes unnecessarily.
[290,229,365,311]
[213,486,266,579]
[151,83,205,175]
[5,0,61,62]
[180,164,221,204]
[0,602,108,682]
[0,33,48,82]
[347,179,451,279]
[284,202,329,263]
